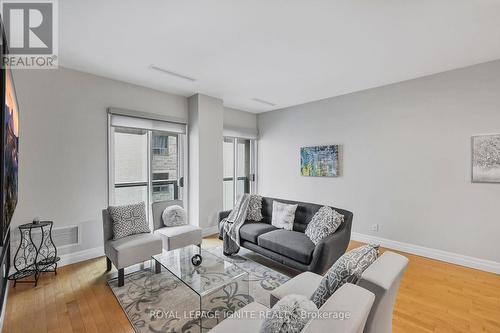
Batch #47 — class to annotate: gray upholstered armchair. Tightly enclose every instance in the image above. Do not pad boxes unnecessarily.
[102,209,162,287]
[151,200,202,251]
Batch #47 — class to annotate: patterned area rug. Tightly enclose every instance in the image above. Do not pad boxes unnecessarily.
[108,246,290,333]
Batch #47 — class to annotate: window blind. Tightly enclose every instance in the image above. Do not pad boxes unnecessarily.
[108,108,186,134]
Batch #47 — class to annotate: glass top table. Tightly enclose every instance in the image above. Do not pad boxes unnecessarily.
[152,245,249,332]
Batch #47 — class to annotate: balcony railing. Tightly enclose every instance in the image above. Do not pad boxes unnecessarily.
[223,176,250,194]
[115,179,179,201]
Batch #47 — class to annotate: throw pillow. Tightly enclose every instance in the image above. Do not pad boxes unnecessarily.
[271,201,298,230]
[260,294,318,333]
[162,205,187,227]
[305,206,344,245]
[108,202,151,240]
[311,244,379,308]
[247,194,263,222]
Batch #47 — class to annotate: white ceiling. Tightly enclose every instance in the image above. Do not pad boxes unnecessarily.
[60,0,500,113]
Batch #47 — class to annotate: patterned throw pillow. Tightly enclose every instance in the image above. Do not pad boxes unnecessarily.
[305,206,344,245]
[260,294,318,333]
[247,195,263,222]
[271,201,298,231]
[162,205,187,227]
[311,244,379,308]
[108,202,151,240]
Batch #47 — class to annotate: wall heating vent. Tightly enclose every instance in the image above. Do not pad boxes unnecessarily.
[12,225,79,249]
[52,225,79,247]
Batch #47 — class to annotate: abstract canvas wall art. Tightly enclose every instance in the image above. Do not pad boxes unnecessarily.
[300,145,339,177]
[472,134,500,183]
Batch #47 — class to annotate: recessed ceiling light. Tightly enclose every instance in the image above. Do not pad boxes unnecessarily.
[252,98,276,107]
[150,65,196,82]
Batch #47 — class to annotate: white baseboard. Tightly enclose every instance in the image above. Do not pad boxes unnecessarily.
[58,246,104,267]
[351,232,500,275]
[202,225,219,237]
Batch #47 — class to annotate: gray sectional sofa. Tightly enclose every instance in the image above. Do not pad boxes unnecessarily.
[218,196,352,274]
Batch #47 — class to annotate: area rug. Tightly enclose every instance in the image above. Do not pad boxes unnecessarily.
[108,246,290,333]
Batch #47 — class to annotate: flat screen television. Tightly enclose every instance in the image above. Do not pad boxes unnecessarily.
[0,20,19,245]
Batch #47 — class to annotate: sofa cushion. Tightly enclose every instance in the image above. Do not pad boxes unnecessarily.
[105,233,162,269]
[240,222,277,244]
[258,230,315,265]
[155,224,202,251]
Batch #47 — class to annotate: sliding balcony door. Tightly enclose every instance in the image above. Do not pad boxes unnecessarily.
[112,128,149,206]
[108,112,186,223]
[223,137,256,210]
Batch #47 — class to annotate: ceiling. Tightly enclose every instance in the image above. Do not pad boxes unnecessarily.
[60,0,500,113]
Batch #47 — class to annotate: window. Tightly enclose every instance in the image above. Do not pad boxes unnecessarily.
[223,137,257,210]
[152,134,170,156]
[108,111,186,223]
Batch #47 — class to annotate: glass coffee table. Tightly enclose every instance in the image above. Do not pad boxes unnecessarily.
[152,245,249,332]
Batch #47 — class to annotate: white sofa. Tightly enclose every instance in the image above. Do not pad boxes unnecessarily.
[210,283,375,333]
[271,251,409,333]
[210,251,408,333]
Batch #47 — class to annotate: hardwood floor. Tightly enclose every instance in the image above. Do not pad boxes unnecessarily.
[3,237,500,333]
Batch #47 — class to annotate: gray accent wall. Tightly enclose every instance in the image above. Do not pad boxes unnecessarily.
[257,60,500,263]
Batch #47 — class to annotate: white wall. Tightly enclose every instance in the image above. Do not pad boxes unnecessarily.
[223,107,258,130]
[258,60,500,265]
[12,67,187,257]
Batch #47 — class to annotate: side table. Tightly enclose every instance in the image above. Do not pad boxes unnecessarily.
[8,221,60,287]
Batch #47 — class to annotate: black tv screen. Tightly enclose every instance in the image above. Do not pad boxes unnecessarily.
[0,26,19,244]
[2,68,19,237]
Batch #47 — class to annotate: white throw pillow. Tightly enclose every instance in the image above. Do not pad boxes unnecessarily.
[162,205,187,227]
[271,201,298,231]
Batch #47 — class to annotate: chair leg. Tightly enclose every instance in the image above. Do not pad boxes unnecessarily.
[155,260,161,274]
[106,257,112,272]
[118,268,124,287]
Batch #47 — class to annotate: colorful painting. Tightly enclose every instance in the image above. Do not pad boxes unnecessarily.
[300,145,338,177]
[472,134,500,183]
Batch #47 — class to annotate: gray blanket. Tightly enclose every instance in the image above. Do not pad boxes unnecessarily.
[219,194,250,255]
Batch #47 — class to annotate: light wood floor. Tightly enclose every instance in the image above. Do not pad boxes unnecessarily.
[3,236,500,333]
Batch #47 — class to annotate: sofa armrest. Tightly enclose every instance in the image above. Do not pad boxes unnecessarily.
[303,283,375,333]
[308,218,352,274]
[218,210,231,222]
[270,271,323,307]
[217,210,232,240]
